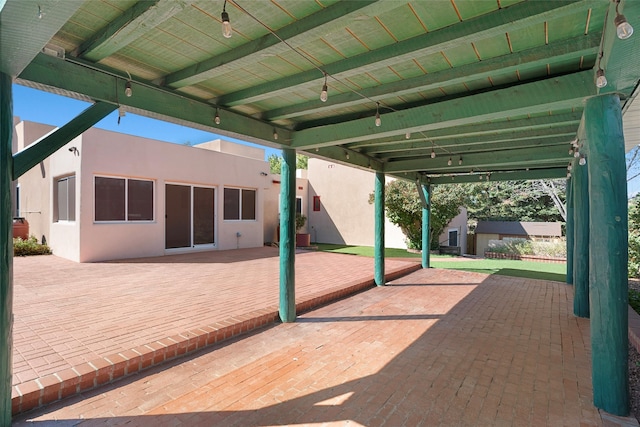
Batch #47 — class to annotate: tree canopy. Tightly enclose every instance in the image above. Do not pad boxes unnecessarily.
[268,153,308,174]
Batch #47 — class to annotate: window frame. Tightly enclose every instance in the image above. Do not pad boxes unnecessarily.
[94,175,155,223]
[54,175,76,222]
[223,186,257,221]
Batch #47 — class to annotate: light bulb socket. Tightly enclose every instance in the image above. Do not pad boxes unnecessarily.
[615,13,634,40]
[214,109,221,125]
[595,68,607,88]
[124,81,132,97]
[320,84,328,102]
[447,158,452,166]
[221,11,232,38]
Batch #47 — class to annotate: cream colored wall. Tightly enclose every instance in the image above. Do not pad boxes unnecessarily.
[195,139,266,161]
[263,174,308,244]
[306,158,406,248]
[437,207,467,254]
[14,120,58,245]
[476,233,499,256]
[73,129,270,262]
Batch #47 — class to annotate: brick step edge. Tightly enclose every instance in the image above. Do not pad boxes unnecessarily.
[11,262,421,416]
[484,251,566,263]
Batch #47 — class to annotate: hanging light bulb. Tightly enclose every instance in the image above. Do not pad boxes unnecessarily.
[214,108,221,125]
[458,157,463,165]
[320,73,328,102]
[579,155,586,166]
[124,81,132,97]
[569,148,574,156]
[567,172,571,178]
[615,1,634,40]
[567,163,573,171]
[595,68,607,88]
[221,0,232,39]
[375,102,381,127]
[430,149,436,159]
[273,128,278,140]
[447,157,452,166]
[405,132,411,139]
[479,174,483,180]
[574,150,580,158]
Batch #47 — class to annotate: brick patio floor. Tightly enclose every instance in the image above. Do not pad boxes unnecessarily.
[13,265,607,426]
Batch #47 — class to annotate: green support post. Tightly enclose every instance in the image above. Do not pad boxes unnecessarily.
[421,184,431,268]
[0,73,14,426]
[586,94,629,416]
[279,148,296,323]
[374,171,385,286]
[565,175,574,285]
[573,157,589,318]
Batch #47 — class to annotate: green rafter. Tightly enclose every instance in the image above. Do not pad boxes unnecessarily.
[77,0,189,61]
[384,145,570,174]
[18,53,291,147]
[425,168,568,184]
[264,33,600,121]
[292,70,595,149]
[345,112,583,150]
[217,0,597,107]
[164,0,383,88]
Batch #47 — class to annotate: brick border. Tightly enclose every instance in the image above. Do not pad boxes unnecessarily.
[11,262,421,415]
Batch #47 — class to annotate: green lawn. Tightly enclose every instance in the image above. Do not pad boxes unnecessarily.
[314,243,566,282]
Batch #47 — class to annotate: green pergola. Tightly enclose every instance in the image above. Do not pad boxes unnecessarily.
[1,0,639,422]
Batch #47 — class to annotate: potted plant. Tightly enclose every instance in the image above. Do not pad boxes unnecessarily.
[295,214,311,247]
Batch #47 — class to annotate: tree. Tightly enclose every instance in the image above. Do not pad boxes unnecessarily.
[373,180,468,250]
[268,153,308,174]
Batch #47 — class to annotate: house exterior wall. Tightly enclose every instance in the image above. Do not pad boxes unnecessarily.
[14,120,58,245]
[263,171,308,244]
[476,233,500,256]
[306,158,406,248]
[437,207,468,254]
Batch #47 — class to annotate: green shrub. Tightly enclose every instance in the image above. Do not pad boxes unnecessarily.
[13,236,51,256]
[630,289,640,314]
[488,238,566,258]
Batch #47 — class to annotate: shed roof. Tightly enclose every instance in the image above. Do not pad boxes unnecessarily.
[475,221,562,236]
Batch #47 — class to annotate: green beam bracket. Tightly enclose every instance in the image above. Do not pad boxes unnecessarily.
[565,175,574,285]
[279,148,296,323]
[12,102,116,180]
[374,172,385,286]
[573,156,589,317]
[421,184,431,269]
[586,94,629,416]
[0,72,14,426]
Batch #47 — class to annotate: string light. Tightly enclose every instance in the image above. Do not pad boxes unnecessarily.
[458,157,463,165]
[569,147,574,156]
[405,132,411,139]
[214,108,221,125]
[273,128,278,140]
[615,0,634,40]
[375,103,381,127]
[447,157,452,166]
[596,68,607,88]
[320,73,328,102]
[221,0,232,39]
[574,150,580,158]
[124,71,132,97]
[431,148,436,159]
[579,155,586,166]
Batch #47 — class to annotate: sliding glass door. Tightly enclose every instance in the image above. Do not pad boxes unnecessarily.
[165,184,216,250]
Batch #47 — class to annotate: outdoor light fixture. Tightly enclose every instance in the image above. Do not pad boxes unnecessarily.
[569,148,574,156]
[405,132,411,139]
[375,103,381,127]
[124,81,132,97]
[430,149,436,159]
[320,74,328,102]
[574,150,581,158]
[221,0,232,39]
[596,68,608,88]
[579,155,587,166]
[615,0,634,40]
[567,172,572,178]
[568,163,573,171]
[458,157,463,165]
[214,108,221,125]
[273,128,278,140]
[447,157,452,166]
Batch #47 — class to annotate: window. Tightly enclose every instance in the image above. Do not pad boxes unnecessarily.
[448,229,458,247]
[55,176,75,222]
[296,197,303,215]
[224,187,256,220]
[95,176,154,222]
[313,196,321,212]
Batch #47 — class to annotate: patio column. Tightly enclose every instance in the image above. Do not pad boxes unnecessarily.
[374,171,385,286]
[421,184,431,268]
[565,175,574,285]
[573,156,589,318]
[586,93,629,416]
[279,148,296,322]
[0,72,14,426]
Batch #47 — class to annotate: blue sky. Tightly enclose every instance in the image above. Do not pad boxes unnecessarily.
[12,84,281,160]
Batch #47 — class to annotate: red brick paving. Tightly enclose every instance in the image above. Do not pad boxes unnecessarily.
[11,247,420,413]
[14,265,606,426]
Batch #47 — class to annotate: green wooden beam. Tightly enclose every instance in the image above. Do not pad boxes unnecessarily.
[279,148,296,323]
[165,0,384,88]
[425,167,568,184]
[587,94,629,416]
[421,184,430,269]
[346,112,583,150]
[0,0,84,76]
[13,102,116,179]
[302,146,383,172]
[292,71,595,149]
[573,155,589,317]
[264,33,600,121]
[374,171,385,286]
[384,145,570,174]
[566,175,574,285]
[217,0,598,107]
[0,72,13,427]
[77,0,188,61]
[18,53,291,147]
